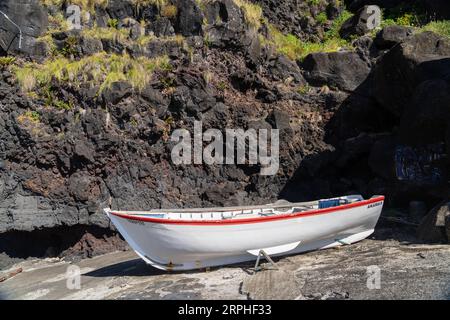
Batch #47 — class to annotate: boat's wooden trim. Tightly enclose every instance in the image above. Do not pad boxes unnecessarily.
[108,196,385,226]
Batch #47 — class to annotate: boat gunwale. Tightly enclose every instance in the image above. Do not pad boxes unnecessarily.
[107,196,385,226]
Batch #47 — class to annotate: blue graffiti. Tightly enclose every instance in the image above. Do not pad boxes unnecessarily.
[395,143,446,184]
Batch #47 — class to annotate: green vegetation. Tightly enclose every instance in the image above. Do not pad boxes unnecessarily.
[82,25,184,48]
[14,53,171,95]
[216,81,228,91]
[381,3,426,28]
[203,33,212,47]
[263,28,302,60]
[160,76,175,89]
[0,56,16,67]
[378,8,450,39]
[265,10,353,61]
[53,99,73,110]
[324,10,353,40]
[161,4,178,18]
[297,84,311,95]
[382,13,420,28]
[233,0,263,29]
[316,12,328,25]
[107,18,119,29]
[341,0,437,39]
[47,12,70,32]
[396,13,420,27]
[17,111,40,124]
[40,0,64,7]
[131,0,167,8]
[82,25,130,43]
[130,118,138,127]
[42,86,73,110]
[61,35,79,57]
[419,20,450,38]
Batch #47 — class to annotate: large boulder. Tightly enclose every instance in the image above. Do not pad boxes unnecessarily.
[301,51,371,91]
[372,32,450,196]
[101,81,133,105]
[374,25,414,50]
[398,78,450,146]
[173,0,204,36]
[0,0,48,56]
[148,17,175,37]
[168,70,216,116]
[268,55,305,83]
[203,0,246,48]
[339,5,381,39]
[447,214,450,242]
[417,200,450,243]
[368,137,396,181]
[373,32,450,117]
[106,0,134,20]
[204,0,265,66]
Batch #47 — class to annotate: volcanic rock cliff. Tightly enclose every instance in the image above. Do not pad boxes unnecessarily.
[0,0,449,267]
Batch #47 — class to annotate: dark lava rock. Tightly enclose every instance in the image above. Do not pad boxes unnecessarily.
[173,0,204,36]
[266,110,291,131]
[301,51,371,91]
[204,0,246,48]
[79,36,103,56]
[353,35,381,65]
[368,137,396,181]
[373,32,450,117]
[269,55,305,83]
[106,0,134,20]
[169,71,216,116]
[374,25,414,50]
[417,200,450,243]
[0,0,48,56]
[148,17,175,37]
[141,86,169,117]
[398,79,450,146]
[102,81,133,105]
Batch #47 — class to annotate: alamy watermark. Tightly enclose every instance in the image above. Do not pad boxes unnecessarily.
[364,5,382,30]
[366,265,381,290]
[171,121,280,176]
[66,264,81,290]
[66,5,91,30]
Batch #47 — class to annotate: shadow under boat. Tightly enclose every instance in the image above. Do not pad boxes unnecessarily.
[83,255,282,278]
[84,258,165,278]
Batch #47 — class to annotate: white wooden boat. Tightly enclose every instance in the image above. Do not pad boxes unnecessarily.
[104,195,384,271]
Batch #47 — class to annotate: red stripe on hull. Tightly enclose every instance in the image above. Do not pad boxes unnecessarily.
[108,196,385,226]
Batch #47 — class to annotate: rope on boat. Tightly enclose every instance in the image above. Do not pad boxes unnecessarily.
[0,10,23,49]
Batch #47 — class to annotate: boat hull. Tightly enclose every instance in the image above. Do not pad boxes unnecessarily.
[106,196,384,271]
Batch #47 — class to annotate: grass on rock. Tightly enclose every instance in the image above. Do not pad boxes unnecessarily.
[14,52,171,94]
[265,10,354,61]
